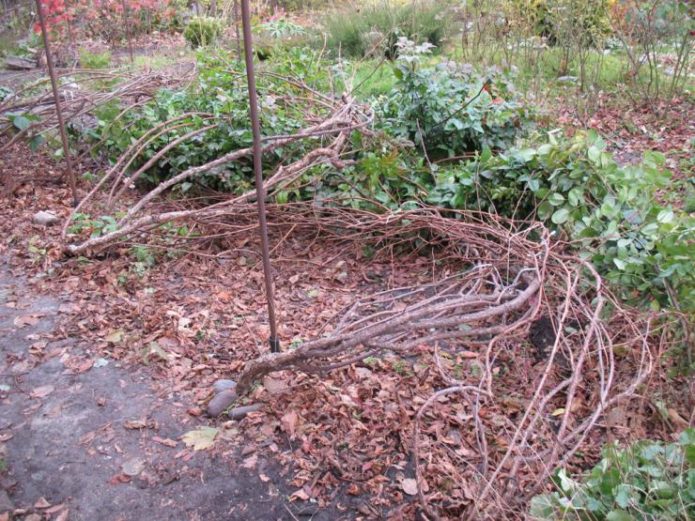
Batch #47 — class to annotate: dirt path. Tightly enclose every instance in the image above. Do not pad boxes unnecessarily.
[0,257,331,521]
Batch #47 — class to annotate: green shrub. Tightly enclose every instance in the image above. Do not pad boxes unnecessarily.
[428,131,695,310]
[259,19,306,39]
[530,429,695,520]
[375,55,529,158]
[88,50,326,192]
[79,49,112,69]
[322,0,451,58]
[183,17,223,48]
[507,0,612,47]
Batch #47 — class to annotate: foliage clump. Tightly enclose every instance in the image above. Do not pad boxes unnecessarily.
[375,53,529,158]
[184,16,223,48]
[322,0,450,58]
[530,429,695,521]
[429,131,694,311]
[79,49,111,69]
[89,51,324,191]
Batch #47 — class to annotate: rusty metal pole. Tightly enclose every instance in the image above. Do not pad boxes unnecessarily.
[34,0,78,206]
[233,0,241,62]
[121,0,134,63]
[240,0,280,353]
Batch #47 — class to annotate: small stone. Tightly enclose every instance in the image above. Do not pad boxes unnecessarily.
[227,404,261,420]
[212,379,237,393]
[0,490,14,513]
[93,358,109,368]
[122,458,145,477]
[206,389,237,417]
[32,211,59,226]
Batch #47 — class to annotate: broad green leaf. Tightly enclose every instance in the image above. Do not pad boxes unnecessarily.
[548,193,565,206]
[11,114,31,131]
[551,208,570,225]
[606,511,635,521]
[613,258,627,271]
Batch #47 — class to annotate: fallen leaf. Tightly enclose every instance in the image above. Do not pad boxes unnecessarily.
[241,453,257,469]
[108,473,131,484]
[34,497,51,509]
[153,436,177,448]
[55,509,69,521]
[290,489,310,501]
[263,376,289,396]
[186,407,202,417]
[181,427,218,451]
[667,408,689,429]
[13,315,39,328]
[44,503,66,514]
[281,411,298,438]
[104,330,124,344]
[65,357,93,374]
[140,341,170,365]
[30,385,55,399]
[123,419,148,430]
[401,478,418,496]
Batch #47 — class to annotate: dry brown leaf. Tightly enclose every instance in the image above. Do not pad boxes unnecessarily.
[44,503,66,514]
[152,436,178,448]
[123,419,148,430]
[667,408,689,429]
[281,411,298,438]
[34,497,51,509]
[13,315,40,328]
[241,453,257,469]
[30,385,55,399]
[290,489,310,501]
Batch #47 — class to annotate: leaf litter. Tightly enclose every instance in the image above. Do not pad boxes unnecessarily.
[1,139,692,519]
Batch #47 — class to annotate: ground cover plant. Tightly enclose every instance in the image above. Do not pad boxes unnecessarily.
[0,0,693,519]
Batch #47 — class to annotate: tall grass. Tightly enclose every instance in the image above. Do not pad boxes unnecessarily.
[322,0,452,58]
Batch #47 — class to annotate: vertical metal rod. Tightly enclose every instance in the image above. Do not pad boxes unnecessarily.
[121,0,134,63]
[34,0,78,206]
[240,0,279,353]
[233,0,241,62]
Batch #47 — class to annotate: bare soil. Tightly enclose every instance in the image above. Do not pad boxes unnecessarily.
[0,257,345,521]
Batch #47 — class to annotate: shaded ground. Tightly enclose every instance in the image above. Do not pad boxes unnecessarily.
[0,257,345,521]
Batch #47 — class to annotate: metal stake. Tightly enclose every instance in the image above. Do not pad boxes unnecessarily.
[34,0,78,206]
[240,0,279,353]
[233,0,241,62]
